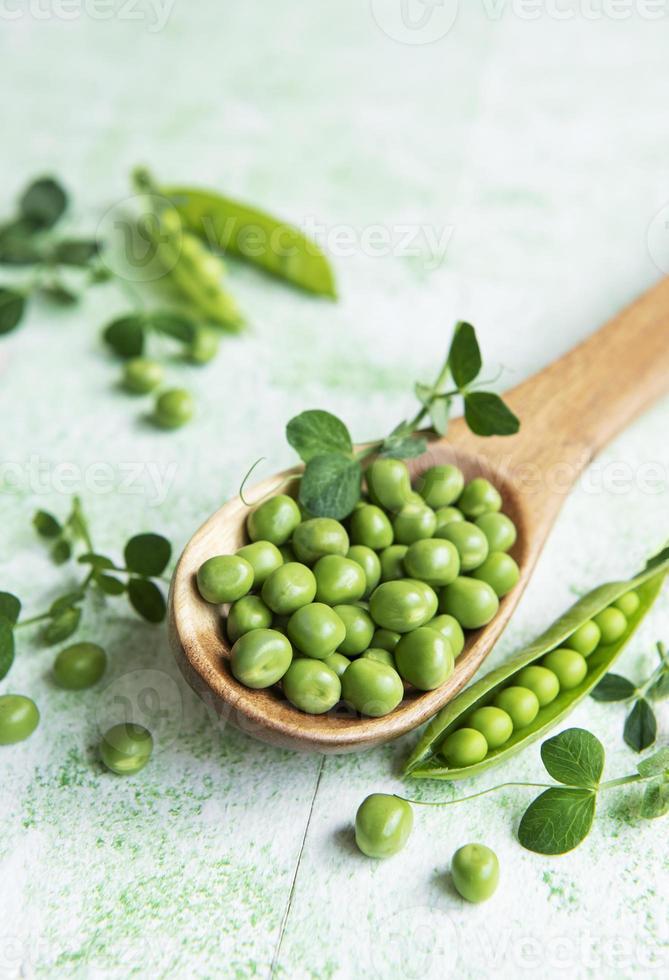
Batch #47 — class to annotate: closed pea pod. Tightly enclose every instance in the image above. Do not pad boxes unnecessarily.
[404,552,669,780]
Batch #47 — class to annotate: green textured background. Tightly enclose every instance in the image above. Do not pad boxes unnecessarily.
[1,3,669,977]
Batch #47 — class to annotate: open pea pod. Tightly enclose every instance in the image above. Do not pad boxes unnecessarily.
[404,551,669,780]
[164,185,337,300]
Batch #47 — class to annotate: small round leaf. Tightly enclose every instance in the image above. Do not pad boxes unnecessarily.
[124,534,171,577]
[127,578,166,623]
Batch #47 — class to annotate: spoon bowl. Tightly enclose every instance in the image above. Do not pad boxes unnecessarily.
[169,278,669,752]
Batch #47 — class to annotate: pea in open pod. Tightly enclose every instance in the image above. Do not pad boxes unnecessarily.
[404,550,669,780]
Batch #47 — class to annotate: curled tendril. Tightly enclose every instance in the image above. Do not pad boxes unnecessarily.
[238,458,302,509]
[238,458,267,506]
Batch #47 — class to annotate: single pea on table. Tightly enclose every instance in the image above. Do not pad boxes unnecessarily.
[195,459,520,718]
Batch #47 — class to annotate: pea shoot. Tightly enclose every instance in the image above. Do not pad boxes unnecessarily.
[0,496,171,682]
[591,641,669,751]
[275,322,519,521]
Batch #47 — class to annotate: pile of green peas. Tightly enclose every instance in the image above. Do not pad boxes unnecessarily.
[196,458,520,718]
[439,590,640,767]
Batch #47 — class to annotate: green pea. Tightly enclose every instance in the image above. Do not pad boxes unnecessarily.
[372,628,401,653]
[403,538,460,588]
[472,552,520,597]
[369,579,438,633]
[493,686,540,728]
[349,505,393,550]
[341,658,404,717]
[230,628,292,688]
[287,603,346,659]
[236,540,283,586]
[153,388,194,429]
[314,555,366,606]
[362,648,396,669]
[347,545,382,598]
[440,728,488,767]
[323,652,351,678]
[100,723,153,775]
[261,562,317,615]
[425,615,465,658]
[355,793,413,858]
[451,844,499,903]
[434,506,465,535]
[367,457,412,513]
[440,577,499,630]
[247,495,301,546]
[282,658,341,714]
[593,607,628,645]
[187,326,219,364]
[439,522,489,572]
[0,694,39,745]
[379,544,408,581]
[395,627,454,691]
[614,591,640,617]
[227,596,273,643]
[542,648,587,690]
[292,518,350,565]
[568,619,601,657]
[197,554,254,604]
[392,502,437,545]
[416,464,465,509]
[475,512,517,553]
[333,604,375,656]
[122,357,164,394]
[516,665,560,706]
[53,642,107,690]
[458,478,502,518]
[468,706,513,749]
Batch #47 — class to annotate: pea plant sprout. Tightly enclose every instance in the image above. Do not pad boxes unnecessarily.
[0,496,172,682]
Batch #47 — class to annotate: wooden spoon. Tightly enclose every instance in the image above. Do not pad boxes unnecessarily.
[169,279,669,753]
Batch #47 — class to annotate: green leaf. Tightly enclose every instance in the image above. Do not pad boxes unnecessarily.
[33,510,62,538]
[20,177,67,229]
[430,396,451,436]
[124,533,171,577]
[414,382,433,407]
[51,239,99,267]
[286,410,353,463]
[96,573,126,596]
[0,218,42,265]
[0,288,26,335]
[0,618,15,680]
[540,728,604,788]
[645,545,669,571]
[148,311,198,343]
[380,435,428,460]
[77,552,115,571]
[448,321,482,389]
[44,606,81,644]
[518,787,597,854]
[640,779,669,819]
[649,672,669,701]
[590,673,636,702]
[103,315,146,359]
[49,592,83,616]
[637,747,669,778]
[41,283,79,305]
[464,392,520,437]
[624,699,657,753]
[298,454,361,520]
[127,578,166,623]
[51,539,72,565]
[0,592,21,626]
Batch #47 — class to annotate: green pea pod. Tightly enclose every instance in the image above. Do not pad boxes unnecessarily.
[133,169,243,331]
[404,552,669,780]
[163,185,337,299]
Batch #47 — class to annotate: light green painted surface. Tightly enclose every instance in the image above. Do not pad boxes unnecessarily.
[1,3,669,978]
